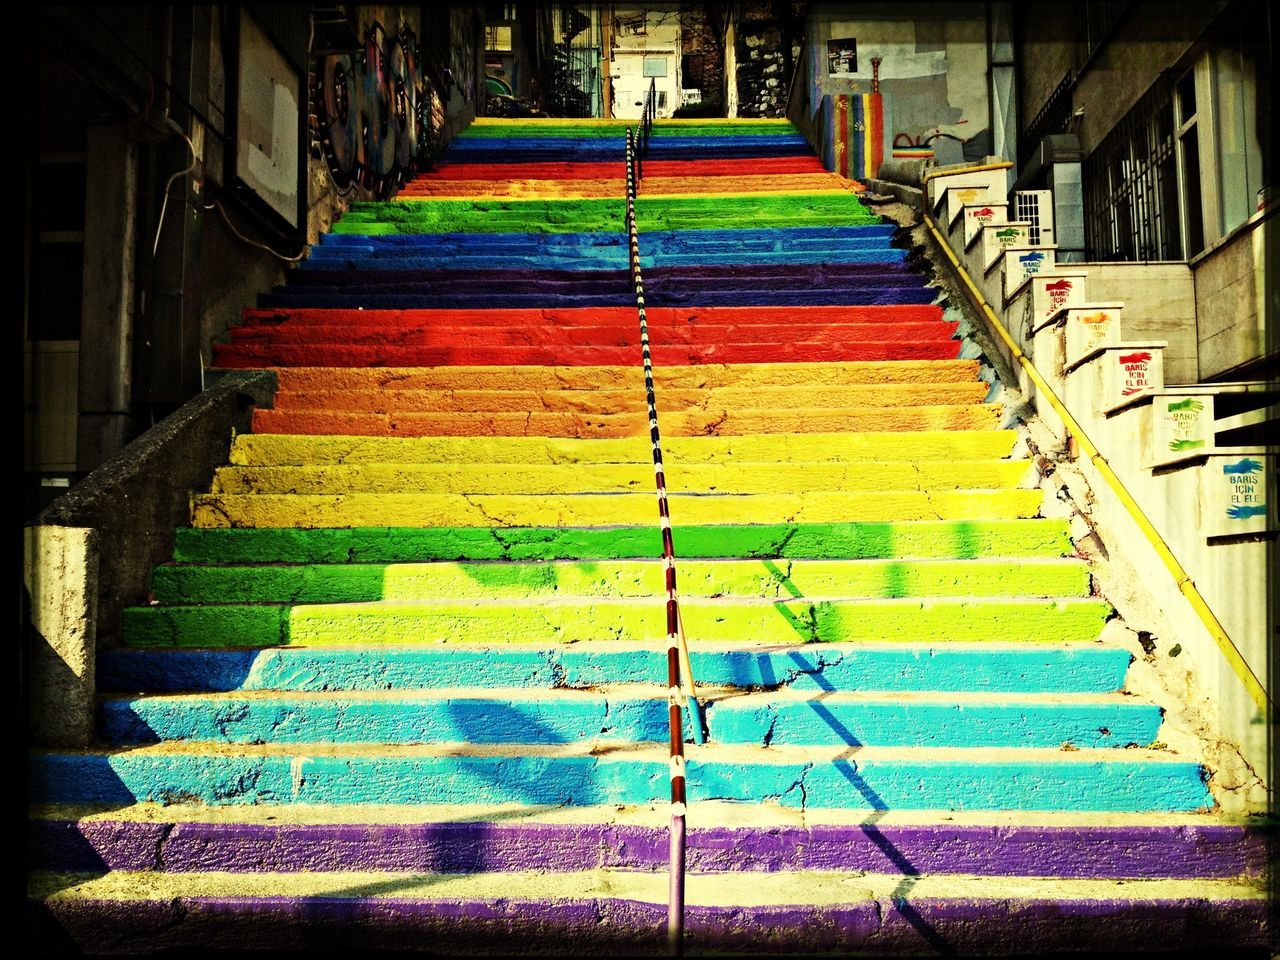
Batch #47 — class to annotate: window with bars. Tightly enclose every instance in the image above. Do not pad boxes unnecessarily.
[1079,0,1130,59]
[1083,72,1193,261]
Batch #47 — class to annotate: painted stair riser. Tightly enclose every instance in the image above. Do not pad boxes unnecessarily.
[250,289,942,310]
[313,233,899,250]
[243,304,938,329]
[25,895,1271,956]
[188,489,1042,529]
[98,696,1162,748]
[256,362,978,393]
[217,340,960,369]
[97,647,1132,695]
[149,558,1086,605]
[119,598,1112,648]
[416,158,827,178]
[299,251,906,270]
[225,431,1019,465]
[171,520,1075,564]
[30,819,1266,878]
[209,460,1031,496]
[245,406,999,439]
[261,384,989,410]
[28,753,1212,811]
[310,224,900,252]
[228,321,954,346]
[277,263,926,291]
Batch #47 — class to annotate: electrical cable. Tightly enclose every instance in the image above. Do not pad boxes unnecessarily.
[205,197,308,263]
[152,133,196,258]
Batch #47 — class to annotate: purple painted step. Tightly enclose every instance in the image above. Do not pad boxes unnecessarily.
[28,818,1270,878]
[28,895,1271,955]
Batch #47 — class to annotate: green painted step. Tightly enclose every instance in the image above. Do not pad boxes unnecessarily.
[172,521,1076,564]
[331,196,879,235]
[120,598,1112,648]
[150,558,1092,605]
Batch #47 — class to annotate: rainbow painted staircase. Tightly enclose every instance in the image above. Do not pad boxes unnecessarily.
[29,119,1269,953]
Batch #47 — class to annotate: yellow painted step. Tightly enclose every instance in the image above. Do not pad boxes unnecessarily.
[229,431,1020,467]
[191,490,1045,528]
[211,460,1033,495]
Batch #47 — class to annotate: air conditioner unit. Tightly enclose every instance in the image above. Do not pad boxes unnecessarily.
[1015,190,1055,246]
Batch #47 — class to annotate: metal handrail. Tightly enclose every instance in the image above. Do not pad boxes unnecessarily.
[920,162,1272,714]
[626,123,705,958]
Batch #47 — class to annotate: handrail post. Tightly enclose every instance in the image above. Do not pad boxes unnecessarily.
[626,126,707,957]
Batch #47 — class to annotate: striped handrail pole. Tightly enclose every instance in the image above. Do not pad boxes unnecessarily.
[625,126,702,958]
[625,126,706,744]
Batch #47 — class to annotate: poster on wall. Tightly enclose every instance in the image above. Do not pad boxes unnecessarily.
[827,38,857,76]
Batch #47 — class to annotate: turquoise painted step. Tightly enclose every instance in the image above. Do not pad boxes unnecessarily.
[118,598,1113,648]
[170,521,1077,564]
[99,692,1163,749]
[704,694,1163,748]
[148,558,1092,605]
[97,646,1133,694]
[29,748,1213,811]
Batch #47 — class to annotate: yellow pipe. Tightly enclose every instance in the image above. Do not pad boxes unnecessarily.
[919,162,1272,714]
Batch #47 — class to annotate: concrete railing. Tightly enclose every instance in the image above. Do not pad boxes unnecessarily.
[915,163,1275,802]
[23,370,276,746]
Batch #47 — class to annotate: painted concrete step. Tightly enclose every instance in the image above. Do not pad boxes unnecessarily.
[228,321,956,346]
[28,742,1211,810]
[224,431,1020,466]
[209,460,1032,496]
[215,339,959,368]
[329,196,879,235]
[248,405,1002,439]
[188,488,1044,529]
[29,867,1265,954]
[312,223,898,250]
[252,288,941,310]
[97,689,1162,749]
[119,597,1112,648]
[277,261,926,290]
[31,803,1267,878]
[149,558,1086,605]
[171,519,1076,563]
[97,643,1132,694]
[254,358,976,388]
[302,248,904,271]
[241,306,943,331]
[396,174,857,199]
[411,157,825,179]
[263,385,993,413]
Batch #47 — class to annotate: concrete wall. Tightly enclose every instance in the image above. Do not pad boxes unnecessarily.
[1071,263,1199,385]
[1016,2,1227,156]
[805,3,990,168]
[25,372,276,746]
[1193,210,1276,380]
[791,4,991,181]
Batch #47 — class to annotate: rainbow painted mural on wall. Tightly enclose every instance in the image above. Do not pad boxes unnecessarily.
[28,117,1266,951]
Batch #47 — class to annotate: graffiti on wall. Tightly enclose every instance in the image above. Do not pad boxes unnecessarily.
[316,22,442,197]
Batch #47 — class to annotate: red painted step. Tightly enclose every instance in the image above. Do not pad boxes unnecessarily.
[416,157,828,181]
[226,321,958,347]
[213,340,962,368]
[239,305,945,329]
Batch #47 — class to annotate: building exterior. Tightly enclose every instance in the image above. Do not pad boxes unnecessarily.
[26,5,485,517]
[1013,0,1274,382]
